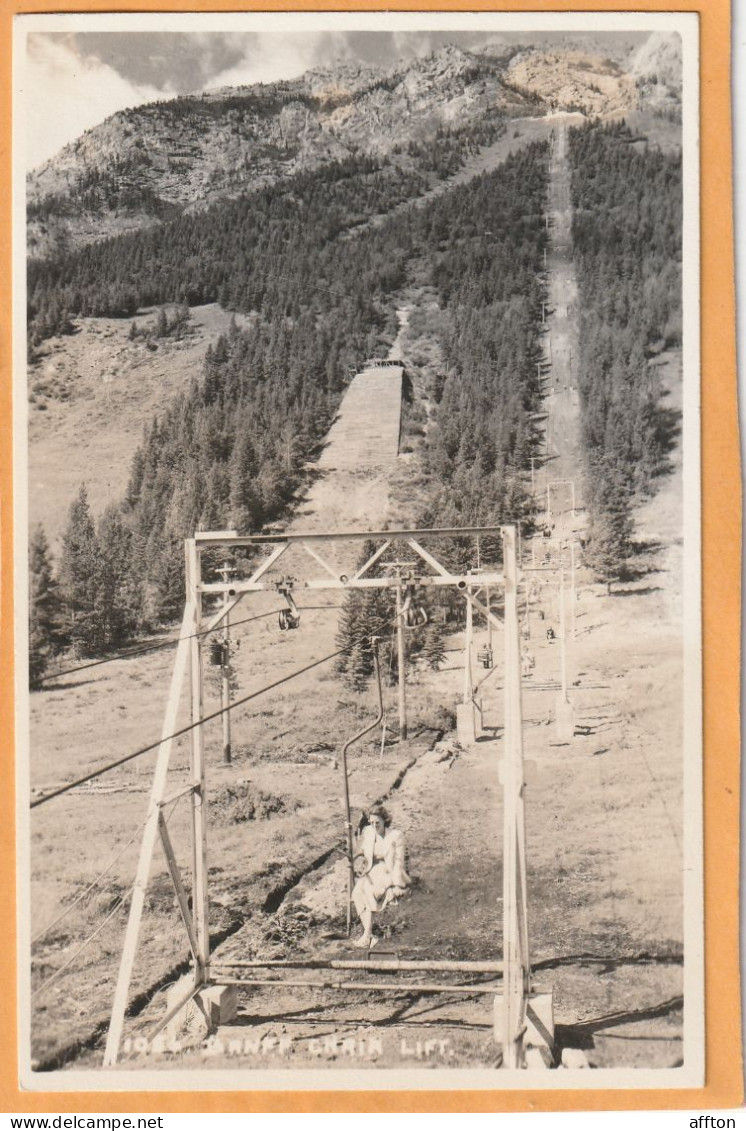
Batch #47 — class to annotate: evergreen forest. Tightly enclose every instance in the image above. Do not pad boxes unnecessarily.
[28,121,682,683]
[568,122,682,582]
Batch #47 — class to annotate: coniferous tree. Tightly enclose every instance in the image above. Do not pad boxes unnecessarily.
[584,467,634,593]
[58,485,104,656]
[421,622,446,670]
[569,120,681,557]
[97,505,145,646]
[28,523,64,686]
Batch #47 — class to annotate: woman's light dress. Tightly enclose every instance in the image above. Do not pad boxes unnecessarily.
[351,824,411,915]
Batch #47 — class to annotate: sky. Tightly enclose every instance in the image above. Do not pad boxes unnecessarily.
[20,24,651,170]
[22,29,492,168]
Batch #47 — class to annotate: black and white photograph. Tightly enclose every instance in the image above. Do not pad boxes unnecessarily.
[14,10,702,1090]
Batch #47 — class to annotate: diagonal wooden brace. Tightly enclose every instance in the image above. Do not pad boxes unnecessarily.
[158,812,200,963]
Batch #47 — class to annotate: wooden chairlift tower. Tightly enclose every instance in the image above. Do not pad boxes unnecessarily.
[102,526,550,1069]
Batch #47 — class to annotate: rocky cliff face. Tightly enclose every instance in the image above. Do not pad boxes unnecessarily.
[26,37,679,258]
[505,49,636,117]
[629,32,683,113]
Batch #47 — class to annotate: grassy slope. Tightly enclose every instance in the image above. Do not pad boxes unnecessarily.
[27,304,250,550]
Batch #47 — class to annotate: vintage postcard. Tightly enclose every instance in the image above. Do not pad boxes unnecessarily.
[3,0,741,1113]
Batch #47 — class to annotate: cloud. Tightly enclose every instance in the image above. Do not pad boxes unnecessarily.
[24,34,167,169]
[205,32,349,90]
[21,27,512,171]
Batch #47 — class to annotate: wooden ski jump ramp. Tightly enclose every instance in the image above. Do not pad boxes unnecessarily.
[318,364,403,470]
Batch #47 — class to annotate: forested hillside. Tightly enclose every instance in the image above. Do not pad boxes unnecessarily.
[29,142,549,675]
[410,150,546,540]
[28,121,682,677]
[568,121,682,579]
[27,155,419,347]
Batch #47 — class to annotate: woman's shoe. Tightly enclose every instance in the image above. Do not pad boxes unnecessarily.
[352,934,378,949]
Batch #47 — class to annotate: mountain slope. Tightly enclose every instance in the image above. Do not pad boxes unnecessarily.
[26,46,527,257]
[25,37,681,259]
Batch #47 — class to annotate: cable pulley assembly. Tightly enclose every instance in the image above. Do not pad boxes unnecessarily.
[275,577,301,630]
[401,583,428,629]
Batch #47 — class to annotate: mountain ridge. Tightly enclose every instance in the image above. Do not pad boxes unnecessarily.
[26,38,679,258]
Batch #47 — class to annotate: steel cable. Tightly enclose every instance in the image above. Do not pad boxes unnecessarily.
[31,894,130,1001]
[31,817,148,945]
[30,648,345,810]
[31,797,184,999]
[36,605,344,686]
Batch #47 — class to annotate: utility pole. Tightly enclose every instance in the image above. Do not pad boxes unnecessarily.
[554,547,574,742]
[395,575,408,741]
[186,540,209,980]
[486,581,492,651]
[569,540,577,638]
[559,557,568,701]
[501,526,528,1068]
[463,582,474,706]
[216,562,234,764]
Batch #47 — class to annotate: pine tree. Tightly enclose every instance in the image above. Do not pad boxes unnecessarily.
[97,505,144,646]
[155,307,169,339]
[28,523,64,687]
[421,623,446,670]
[584,468,634,593]
[336,586,393,690]
[345,641,371,693]
[58,484,104,656]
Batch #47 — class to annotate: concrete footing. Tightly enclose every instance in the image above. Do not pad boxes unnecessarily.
[456,702,478,745]
[554,694,574,743]
[493,990,555,1063]
[164,977,238,1041]
[198,983,239,1028]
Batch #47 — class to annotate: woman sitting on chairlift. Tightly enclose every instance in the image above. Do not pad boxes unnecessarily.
[351,804,410,949]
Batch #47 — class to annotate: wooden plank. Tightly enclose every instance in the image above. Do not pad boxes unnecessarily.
[353,539,391,580]
[406,537,451,577]
[203,592,245,634]
[300,540,340,580]
[199,572,504,594]
[245,541,289,586]
[146,979,202,1044]
[211,958,504,972]
[158,813,199,963]
[186,539,210,977]
[180,526,507,549]
[501,526,527,1069]
[103,600,195,1067]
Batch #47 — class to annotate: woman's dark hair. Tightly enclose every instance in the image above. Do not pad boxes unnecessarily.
[369,804,392,828]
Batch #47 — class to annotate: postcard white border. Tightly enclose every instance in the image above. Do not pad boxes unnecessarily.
[13,7,702,1093]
